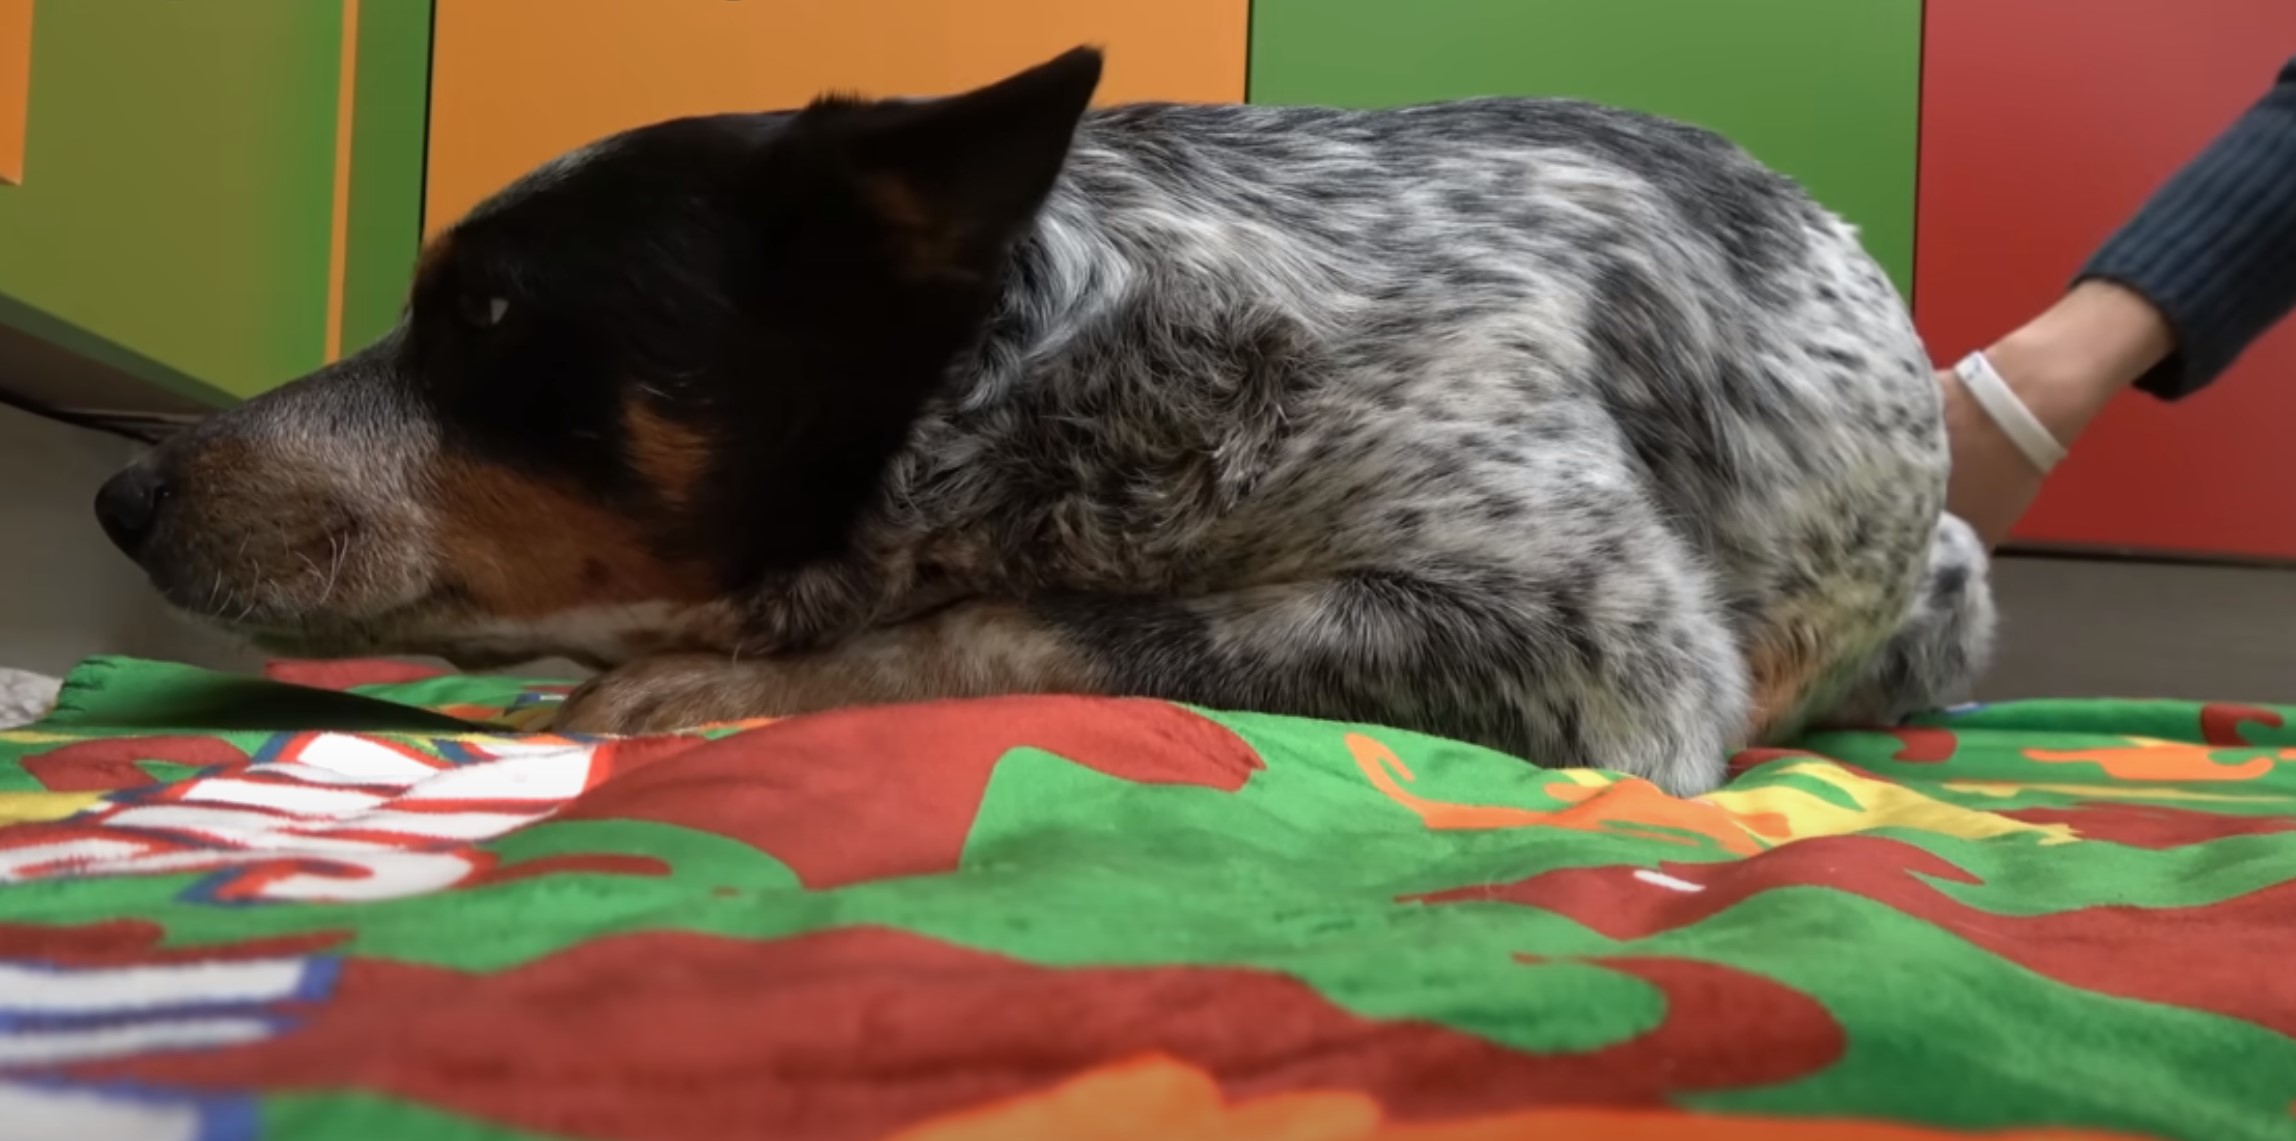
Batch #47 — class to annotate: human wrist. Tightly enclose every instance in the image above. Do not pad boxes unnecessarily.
[1980,280,2174,441]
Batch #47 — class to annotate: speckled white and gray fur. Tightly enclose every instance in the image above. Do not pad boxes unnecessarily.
[716,97,1994,794]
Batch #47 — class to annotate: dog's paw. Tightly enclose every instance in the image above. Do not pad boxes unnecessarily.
[552,653,786,735]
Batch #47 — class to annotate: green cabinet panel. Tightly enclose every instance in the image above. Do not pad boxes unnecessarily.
[1249,0,1923,296]
[341,0,433,355]
[0,0,343,402]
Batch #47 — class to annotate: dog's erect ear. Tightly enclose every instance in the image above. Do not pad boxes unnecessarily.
[771,47,1103,280]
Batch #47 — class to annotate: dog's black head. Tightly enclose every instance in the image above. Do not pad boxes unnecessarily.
[93,48,1102,666]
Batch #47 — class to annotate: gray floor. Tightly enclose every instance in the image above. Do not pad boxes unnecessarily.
[0,404,257,677]
[1983,554,2296,703]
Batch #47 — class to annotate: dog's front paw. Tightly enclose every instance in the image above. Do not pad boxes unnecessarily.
[552,653,786,735]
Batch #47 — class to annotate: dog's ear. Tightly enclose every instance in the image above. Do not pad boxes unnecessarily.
[767,47,1103,281]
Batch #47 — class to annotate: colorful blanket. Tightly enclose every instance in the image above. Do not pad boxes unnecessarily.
[1,656,2293,1141]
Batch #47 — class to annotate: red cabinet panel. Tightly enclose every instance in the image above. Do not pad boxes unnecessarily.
[1916,0,2296,561]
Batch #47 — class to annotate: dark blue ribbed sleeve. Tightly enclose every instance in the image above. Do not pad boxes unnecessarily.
[2078,54,2296,399]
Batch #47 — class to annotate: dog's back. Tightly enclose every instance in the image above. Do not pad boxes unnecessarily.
[854,97,1989,789]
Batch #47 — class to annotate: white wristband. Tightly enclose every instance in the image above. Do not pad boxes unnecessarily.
[1954,351,2068,474]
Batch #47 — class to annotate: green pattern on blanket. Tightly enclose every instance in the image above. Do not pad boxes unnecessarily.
[0,656,2292,1140]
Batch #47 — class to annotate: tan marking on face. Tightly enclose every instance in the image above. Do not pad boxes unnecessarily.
[429,458,717,621]
[622,397,712,511]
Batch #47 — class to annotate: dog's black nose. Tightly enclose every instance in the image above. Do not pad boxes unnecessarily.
[94,465,171,558]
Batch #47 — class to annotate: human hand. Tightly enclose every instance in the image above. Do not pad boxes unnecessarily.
[1939,281,2175,547]
[1940,364,2048,547]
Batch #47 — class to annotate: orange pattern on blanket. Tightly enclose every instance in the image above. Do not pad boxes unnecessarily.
[889,1054,2148,1141]
[1347,733,1764,855]
[2025,738,2291,782]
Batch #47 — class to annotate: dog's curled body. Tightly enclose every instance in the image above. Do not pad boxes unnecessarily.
[97,53,1990,796]
[734,97,1991,793]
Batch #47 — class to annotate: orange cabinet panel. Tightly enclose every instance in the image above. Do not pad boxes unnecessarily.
[1915,0,2296,561]
[0,0,28,185]
[426,0,1247,232]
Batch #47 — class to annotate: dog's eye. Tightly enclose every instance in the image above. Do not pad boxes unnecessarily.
[459,294,509,328]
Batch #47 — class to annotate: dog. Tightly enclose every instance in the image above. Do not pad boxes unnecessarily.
[93,48,1991,794]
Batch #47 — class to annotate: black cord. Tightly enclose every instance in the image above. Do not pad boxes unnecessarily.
[0,384,168,445]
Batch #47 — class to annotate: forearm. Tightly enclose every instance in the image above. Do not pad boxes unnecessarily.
[1939,280,2173,546]
[2078,54,2296,398]
[1980,281,2175,442]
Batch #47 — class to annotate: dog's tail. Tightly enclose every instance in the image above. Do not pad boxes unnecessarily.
[1821,513,1997,727]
